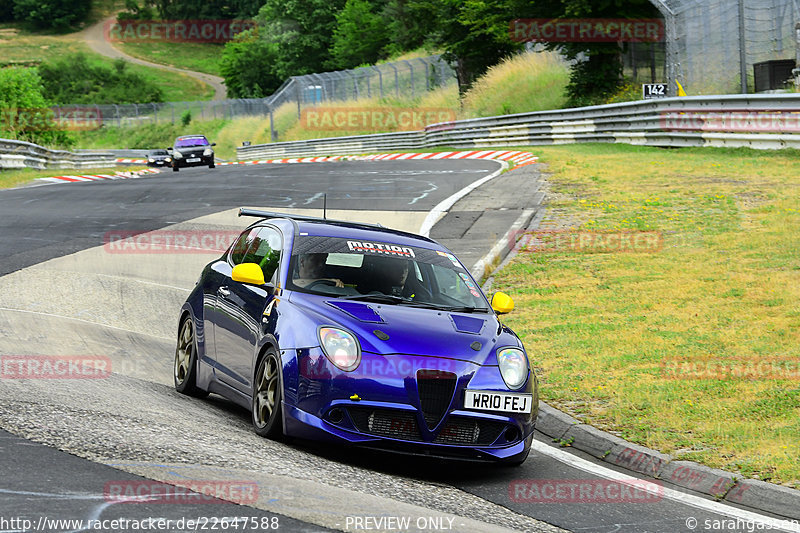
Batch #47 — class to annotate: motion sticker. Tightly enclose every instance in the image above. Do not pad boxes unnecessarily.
[347,241,416,258]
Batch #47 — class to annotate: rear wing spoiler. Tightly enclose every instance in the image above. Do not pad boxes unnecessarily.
[238,208,385,230]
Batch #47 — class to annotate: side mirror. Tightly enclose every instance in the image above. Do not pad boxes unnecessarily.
[211,142,217,146]
[491,292,514,314]
[232,263,265,286]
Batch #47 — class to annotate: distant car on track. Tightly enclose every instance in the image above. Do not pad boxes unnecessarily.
[169,135,215,171]
[146,149,172,168]
[174,209,538,465]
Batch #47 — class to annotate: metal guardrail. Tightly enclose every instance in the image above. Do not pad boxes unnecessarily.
[237,94,800,159]
[0,139,116,170]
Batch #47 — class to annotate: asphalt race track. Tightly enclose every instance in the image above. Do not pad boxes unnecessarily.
[0,160,797,533]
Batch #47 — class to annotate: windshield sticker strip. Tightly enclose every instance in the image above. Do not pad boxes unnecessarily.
[347,241,416,258]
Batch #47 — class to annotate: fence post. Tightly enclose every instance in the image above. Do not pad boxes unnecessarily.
[296,79,302,119]
[269,104,277,142]
[400,60,414,97]
[387,63,399,97]
[372,66,383,97]
[417,58,430,91]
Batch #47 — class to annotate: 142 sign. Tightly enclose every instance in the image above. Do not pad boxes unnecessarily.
[642,83,668,99]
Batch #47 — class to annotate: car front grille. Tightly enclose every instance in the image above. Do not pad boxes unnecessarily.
[347,406,422,441]
[416,369,457,429]
[434,416,507,445]
[345,407,509,446]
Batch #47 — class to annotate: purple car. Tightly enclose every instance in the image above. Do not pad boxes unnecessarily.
[174,209,538,464]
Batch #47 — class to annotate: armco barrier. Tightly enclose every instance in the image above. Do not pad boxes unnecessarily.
[0,138,116,170]
[237,94,800,159]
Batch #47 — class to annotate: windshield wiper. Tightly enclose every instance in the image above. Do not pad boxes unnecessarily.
[341,294,411,304]
[437,305,490,313]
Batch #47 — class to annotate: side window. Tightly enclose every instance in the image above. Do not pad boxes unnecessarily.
[230,228,259,265]
[242,227,282,283]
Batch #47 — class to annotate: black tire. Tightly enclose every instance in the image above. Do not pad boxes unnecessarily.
[173,165,179,172]
[174,315,208,397]
[252,348,283,438]
[209,163,215,168]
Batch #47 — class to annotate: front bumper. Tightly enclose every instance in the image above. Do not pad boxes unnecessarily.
[174,155,214,168]
[284,349,537,462]
[284,402,533,463]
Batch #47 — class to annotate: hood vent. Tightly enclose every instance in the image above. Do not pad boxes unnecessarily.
[450,315,486,335]
[326,301,384,323]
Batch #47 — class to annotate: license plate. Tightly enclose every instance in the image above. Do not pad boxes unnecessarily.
[464,390,532,413]
[186,158,201,163]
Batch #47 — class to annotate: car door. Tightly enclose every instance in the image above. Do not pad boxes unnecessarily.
[213,226,283,393]
[203,227,258,369]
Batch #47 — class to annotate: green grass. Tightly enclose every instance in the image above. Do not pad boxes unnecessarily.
[115,42,224,77]
[490,143,800,487]
[75,119,229,154]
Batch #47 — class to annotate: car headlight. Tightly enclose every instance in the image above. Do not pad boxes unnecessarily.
[148,158,155,162]
[497,347,529,390]
[165,157,172,162]
[203,148,213,156]
[173,151,183,159]
[318,327,361,371]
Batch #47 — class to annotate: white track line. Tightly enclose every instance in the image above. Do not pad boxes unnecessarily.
[531,440,800,532]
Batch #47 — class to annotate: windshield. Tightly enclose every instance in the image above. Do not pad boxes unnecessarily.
[288,235,488,311]
[149,150,168,155]
[175,137,209,148]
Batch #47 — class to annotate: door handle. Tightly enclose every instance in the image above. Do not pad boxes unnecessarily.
[218,286,230,298]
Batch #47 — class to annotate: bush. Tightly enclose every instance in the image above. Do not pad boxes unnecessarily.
[220,34,283,98]
[38,53,164,105]
[0,68,75,148]
[11,0,91,30]
[181,110,192,126]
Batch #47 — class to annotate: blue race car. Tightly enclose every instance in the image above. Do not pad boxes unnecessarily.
[174,209,538,464]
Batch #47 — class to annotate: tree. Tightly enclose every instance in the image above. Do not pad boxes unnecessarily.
[330,0,389,69]
[381,0,434,56]
[12,0,92,30]
[413,0,522,96]
[220,33,284,98]
[256,0,346,78]
[512,0,662,106]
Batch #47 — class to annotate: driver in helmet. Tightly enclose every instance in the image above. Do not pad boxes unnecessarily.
[293,253,344,288]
